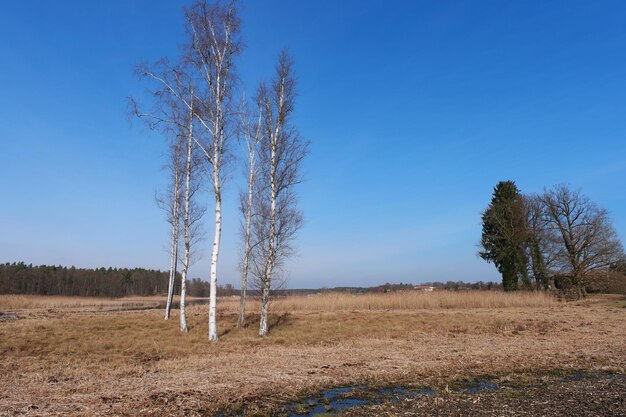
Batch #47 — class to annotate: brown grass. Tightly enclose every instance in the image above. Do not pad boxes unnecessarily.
[0,295,207,311]
[269,290,558,311]
[0,293,623,416]
[0,290,556,314]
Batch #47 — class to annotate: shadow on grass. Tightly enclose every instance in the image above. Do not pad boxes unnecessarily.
[233,312,292,335]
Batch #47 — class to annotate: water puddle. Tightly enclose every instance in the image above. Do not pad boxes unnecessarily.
[453,378,499,394]
[219,371,615,416]
[284,383,454,416]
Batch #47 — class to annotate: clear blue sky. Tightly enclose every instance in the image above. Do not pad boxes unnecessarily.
[1,1,625,288]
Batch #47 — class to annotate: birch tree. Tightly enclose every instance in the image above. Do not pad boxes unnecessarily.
[159,139,183,320]
[179,90,206,332]
[130,64,187,320]
[254,51,308,337]
[138,0,241,340]
[184,0,241,340]
[236,99,262,328]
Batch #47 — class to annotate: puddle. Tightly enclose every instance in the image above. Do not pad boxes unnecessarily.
[219,371,613,417]
[453,377,500,394]
[568,371,587,381]
[284,384,441,416]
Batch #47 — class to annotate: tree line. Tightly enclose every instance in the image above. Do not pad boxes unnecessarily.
[0,263,170,297]
[131,0,307,338]
[0,263,248,298]
[480,181,625,298]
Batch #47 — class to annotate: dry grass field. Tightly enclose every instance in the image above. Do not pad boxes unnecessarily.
[0,291,624,416]
[0,295,208,311]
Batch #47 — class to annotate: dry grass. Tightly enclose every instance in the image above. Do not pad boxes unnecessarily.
[270,290,558,311]
[0,291,556,314]
[0,293,624,416]
[0,295,207,311]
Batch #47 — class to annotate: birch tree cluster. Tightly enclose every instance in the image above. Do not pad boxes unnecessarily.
[132,0,307,338]
[480,181,624,298]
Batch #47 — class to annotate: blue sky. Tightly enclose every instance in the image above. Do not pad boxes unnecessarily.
[1,1,625,288]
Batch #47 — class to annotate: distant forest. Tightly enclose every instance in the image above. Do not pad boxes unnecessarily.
[0,262,171,297]
[0,262,240,298]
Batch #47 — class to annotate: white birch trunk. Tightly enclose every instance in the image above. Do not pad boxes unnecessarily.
[179,269,188,332]
[165,229,176,320]
[179,99,194,333]
[237,154,254,328]
[259,100,279,337]
[258,273,271,336]
[208,120,222,340]
[165,170,180,320]
[208,57,224,341]
[208,188,221,340]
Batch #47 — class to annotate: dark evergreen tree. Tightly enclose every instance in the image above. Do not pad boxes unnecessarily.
[479,181,530,291]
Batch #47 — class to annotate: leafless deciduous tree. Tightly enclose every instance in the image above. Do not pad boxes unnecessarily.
[159,140,183,320]
[131,60,207,329]
[523,194,558,290]
[541,184,624,297]
[184,0,241,340]
[236,98,262,328]
[253,51,308,337]
[137,0,241,340]
[179,89,207,332]
[130,63,188,321]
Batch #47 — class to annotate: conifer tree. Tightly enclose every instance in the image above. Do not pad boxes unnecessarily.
[480,181,530,291]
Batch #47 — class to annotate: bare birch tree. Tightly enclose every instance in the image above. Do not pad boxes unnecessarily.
[184,0,241,340]
[131,60,207,327]
[254,51,308,337]
[159,140,183,320]
[130,64,187,321]
[137,0,241,340]
[236,98,262,328]
[179,90,207,332]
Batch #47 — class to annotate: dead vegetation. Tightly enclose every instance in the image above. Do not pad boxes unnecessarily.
[0,295,207,311]
[344,372,626,417]
[269,290,558,311]
[0,293,624,416]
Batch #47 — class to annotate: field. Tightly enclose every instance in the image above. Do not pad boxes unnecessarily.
[1,291,625,416]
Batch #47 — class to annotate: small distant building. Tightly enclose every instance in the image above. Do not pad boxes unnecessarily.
[414,285,435,292]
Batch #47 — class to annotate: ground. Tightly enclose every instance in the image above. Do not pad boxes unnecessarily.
[343,372,626,417]
[0,293,624,416]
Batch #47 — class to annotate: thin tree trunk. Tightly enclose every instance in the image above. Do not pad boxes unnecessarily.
[165,175,180,320]
[258,273,271,336]
[237,158,254,328]
[180,269,188,332]
[259,117,278,337]
[180,99,194,333]
[208,183,221,341]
